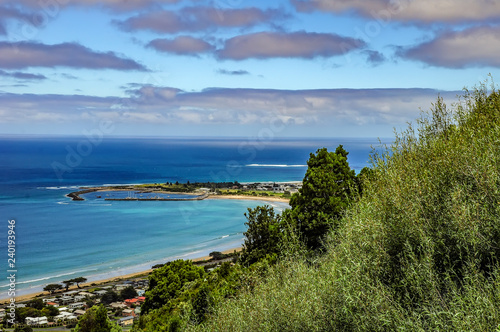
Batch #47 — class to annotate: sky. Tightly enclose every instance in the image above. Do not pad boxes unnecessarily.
[0,0,499,138]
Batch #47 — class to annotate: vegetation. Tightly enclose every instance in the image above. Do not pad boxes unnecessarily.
[189,80,500,331]
[286,145,356,249]
[43,283,62,294]
[74,304,121,332]
[134,80,500,331]
[120,285,138,300]
[240,205,282,266]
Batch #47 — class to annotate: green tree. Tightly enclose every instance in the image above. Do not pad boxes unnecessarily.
[120,285,138,300]
[209,251,224,260]
[100,290,119,305]
[73,304,121,332]
[62,279,74,291]
[287,146,356,249]
[41,305,59,317]
[240,205,282,265]
[71,277,87,289]
[142,260,204,314]
[43,284,62,294]
[26,298,44,310]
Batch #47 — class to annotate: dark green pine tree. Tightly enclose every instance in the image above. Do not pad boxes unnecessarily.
[287,145,356,249]
[240,205,282,266]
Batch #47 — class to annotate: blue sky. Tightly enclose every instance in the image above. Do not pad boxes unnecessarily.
[0,0,499,137]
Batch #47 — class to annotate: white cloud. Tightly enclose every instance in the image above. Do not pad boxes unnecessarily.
[399,26,500,68]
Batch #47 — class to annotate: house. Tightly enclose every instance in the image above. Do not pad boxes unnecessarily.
[74,295,87,302]
[94,290,108,296]
[0,308,5,317]
[137,296,146,303]
[79,291,93,297]
[68,302,85,310]
[73,309,86,316]
[122,309,136,317]
[124,298,138,307]
[54,312,77,322]
[60,296,74,304]
[63,290,80,297]
[43,298,56,303]
[110,302,127,309]
[117,316,134,326]
[115,284,129,291]
[46,302,58,307]
[26,316,48,325]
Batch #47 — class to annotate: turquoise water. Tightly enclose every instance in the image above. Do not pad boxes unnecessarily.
[0,136,386,298]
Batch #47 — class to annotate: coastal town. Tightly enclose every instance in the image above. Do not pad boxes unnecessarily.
[0,250,239,330]
[0,277,149,329]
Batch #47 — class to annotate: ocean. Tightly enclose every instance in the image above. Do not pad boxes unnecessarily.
[0,136,387,299]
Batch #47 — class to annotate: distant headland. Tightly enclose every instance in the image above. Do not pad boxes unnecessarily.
[66,181,300,202]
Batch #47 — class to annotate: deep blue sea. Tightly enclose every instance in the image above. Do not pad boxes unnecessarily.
[0,136,387,298]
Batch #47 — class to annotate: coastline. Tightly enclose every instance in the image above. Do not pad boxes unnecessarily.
[207,194,290,203]
[4,192,289,304]
[3,247,242,304]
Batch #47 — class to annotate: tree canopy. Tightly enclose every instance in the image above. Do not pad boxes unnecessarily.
[142,260,204,314]
[240,205,282,266]
[286,145,356,249]
[74,305,121,332]
[43,284,62,294]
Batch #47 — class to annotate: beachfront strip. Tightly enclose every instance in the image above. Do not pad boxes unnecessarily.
[0,279,148,328]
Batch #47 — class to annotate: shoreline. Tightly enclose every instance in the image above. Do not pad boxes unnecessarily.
[2,247,242,304]
[6,189,290,304]
[207,194,290,203]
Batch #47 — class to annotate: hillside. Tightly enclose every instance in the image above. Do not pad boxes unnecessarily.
[190,81,500,331]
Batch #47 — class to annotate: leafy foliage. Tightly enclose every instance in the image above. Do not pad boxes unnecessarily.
[141,260,205,314]
[240,205,282,266]
[43,284,62,294]
[287,145,356,249]
[120,285,138,300]
[100,289,119,305]
[74,305,121,332]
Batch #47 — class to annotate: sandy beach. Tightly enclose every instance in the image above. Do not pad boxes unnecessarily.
[207,194,290,203]
[4,247,242,304]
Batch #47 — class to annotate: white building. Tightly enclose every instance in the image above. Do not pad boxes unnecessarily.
[26,316,48,325]
[54,311,77,322]
[68,302,85,309]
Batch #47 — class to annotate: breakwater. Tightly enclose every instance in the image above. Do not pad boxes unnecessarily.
[104,193,208,201]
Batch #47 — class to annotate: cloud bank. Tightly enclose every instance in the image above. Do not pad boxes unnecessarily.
[399,26,500,68]
[0,87,458,129]
[292,0,500,24]
[117,7,287,33]
[0,0,181,12]
[217,31,365,60]
[0,42,147,70]
[147,36,215,56]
